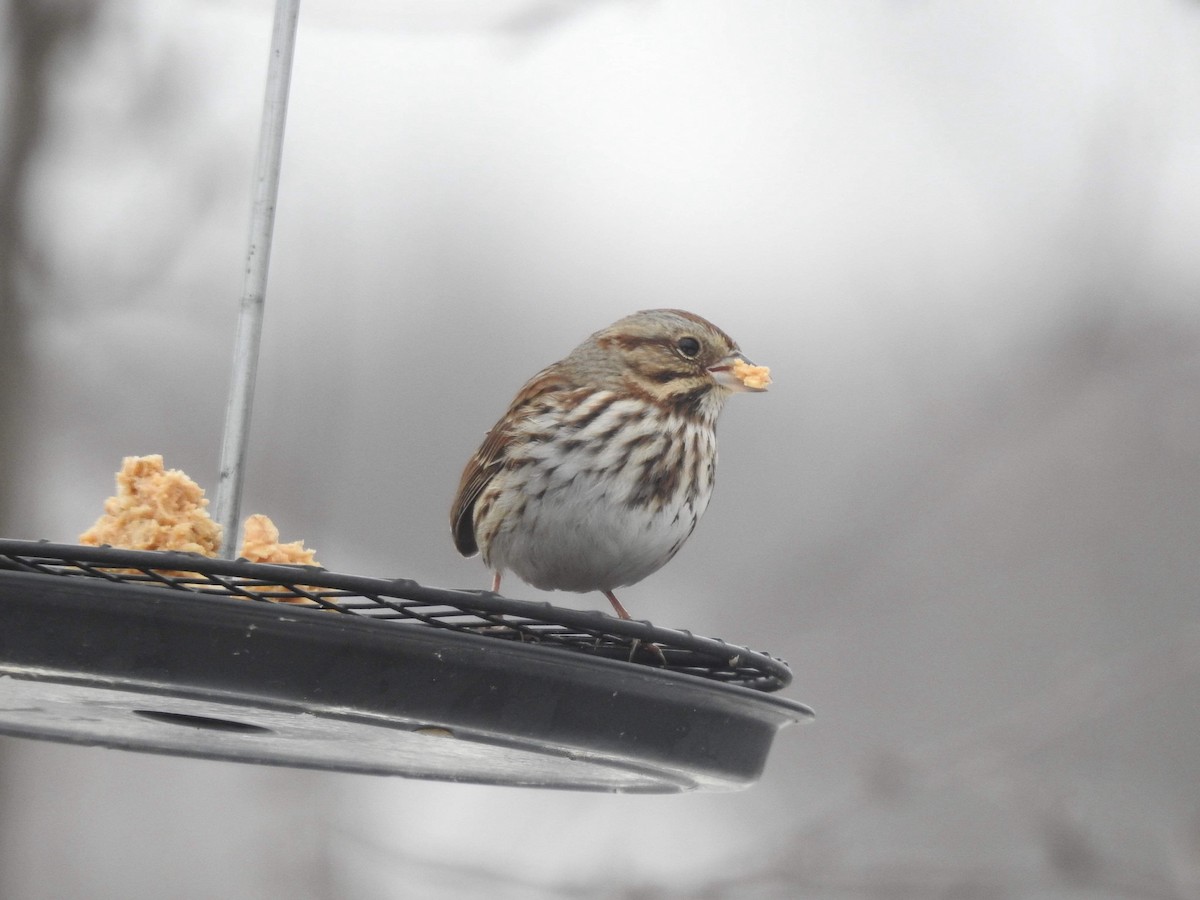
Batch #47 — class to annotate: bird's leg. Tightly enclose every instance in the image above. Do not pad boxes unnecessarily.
[603,590,632,620]
[484,571,521,636]
[604,590,667,666]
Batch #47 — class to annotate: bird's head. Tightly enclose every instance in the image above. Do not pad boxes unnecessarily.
[568,308,770,414]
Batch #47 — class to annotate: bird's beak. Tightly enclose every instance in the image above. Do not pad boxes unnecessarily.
[708,352,771,393]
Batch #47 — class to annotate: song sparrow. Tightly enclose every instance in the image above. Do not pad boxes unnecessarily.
[450,309,769,620]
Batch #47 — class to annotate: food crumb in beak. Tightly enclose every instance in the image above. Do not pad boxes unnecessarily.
[732,358,771,391]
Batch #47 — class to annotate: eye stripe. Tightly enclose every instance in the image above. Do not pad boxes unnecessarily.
[651,369,690,384]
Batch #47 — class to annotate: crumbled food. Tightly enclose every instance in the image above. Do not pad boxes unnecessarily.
[731,358,772,391]
[240,513,319,566]
[80,455,221,556]
[238,514,324,605]
[81,456,324,605]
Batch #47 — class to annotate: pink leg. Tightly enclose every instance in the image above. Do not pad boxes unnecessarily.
[605,590,665,664]
[603,590,633,620]
[491,572,502,594]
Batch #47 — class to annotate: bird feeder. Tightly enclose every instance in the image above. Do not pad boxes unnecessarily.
[0,0,811,793]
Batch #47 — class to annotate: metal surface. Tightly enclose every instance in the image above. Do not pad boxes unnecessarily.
[214,0,302,555]
[0,542,812,791]
[0,541,796,690]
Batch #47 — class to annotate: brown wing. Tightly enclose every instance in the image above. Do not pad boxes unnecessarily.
[450,365,571,557]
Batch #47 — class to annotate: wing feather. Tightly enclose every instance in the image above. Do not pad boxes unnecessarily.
[449,366,571,557]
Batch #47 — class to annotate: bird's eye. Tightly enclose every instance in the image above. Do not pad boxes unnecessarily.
[676,337,701,358]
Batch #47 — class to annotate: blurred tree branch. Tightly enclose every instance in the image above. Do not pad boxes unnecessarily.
[0,0,97,891]
[0,0,96,534]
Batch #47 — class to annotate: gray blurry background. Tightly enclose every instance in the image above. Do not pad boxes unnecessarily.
[2,0,1199,897]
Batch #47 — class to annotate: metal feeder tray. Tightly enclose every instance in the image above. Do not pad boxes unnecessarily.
[0,540,813,793]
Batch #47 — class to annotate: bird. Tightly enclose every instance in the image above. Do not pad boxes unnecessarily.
[450,308,769,620]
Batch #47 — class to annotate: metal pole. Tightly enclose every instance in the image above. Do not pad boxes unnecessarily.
[214,0,301,557]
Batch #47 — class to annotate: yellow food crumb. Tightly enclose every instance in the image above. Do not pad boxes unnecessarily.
[80,455,221,556]
[239,513,319,566]
[732,358,772,391]
[238,514,323,605]
[81,456,324,605]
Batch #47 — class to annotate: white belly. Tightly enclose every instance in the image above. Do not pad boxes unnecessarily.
[478,406,718,593]
[487,469,710,592]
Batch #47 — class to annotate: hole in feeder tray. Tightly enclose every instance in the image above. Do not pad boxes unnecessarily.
[414,725,455,738]
[133,710,272,734]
